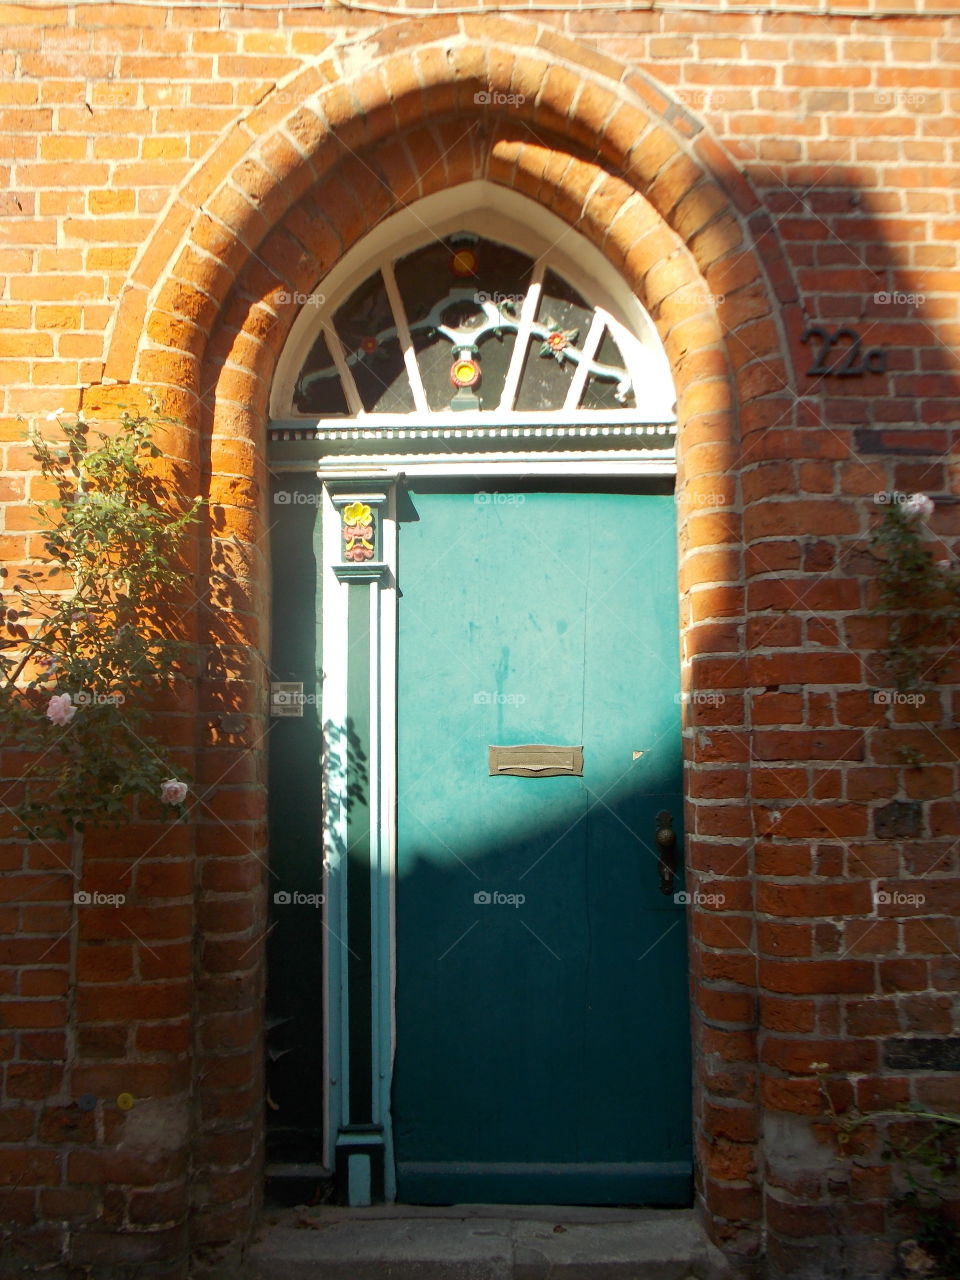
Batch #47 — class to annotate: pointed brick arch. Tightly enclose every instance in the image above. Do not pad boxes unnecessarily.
[81,22,800,1269]
[103,18,790,398]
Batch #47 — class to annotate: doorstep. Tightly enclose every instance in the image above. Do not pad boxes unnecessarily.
[244,1203,735,1279]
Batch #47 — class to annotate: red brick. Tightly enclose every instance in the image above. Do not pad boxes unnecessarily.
[699,1136,757,1183]
[38,1106,96,1144]
[0,1108,36,1142]
[757,921,814,958]
[76,944,135,983]
[757,882,872,918]
[759,996,816,1033]
[1,17,958,1279]
[761,1037,878,1075]
[765,1196,840,1239]
[67,1149,187,1186]
[1,1000,66,1028]
[698,986,756,1026]
[752,730,864,761]
[759,960,875,995]
[76,983,190,1022]
[0,1148,59,1185]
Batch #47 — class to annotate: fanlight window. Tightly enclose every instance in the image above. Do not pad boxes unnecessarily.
[292,234,648,419]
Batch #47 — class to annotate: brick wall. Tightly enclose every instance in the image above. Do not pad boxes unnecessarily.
[0,2,958,1278]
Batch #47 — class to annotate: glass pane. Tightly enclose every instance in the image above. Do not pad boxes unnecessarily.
[580,326,636,410]
[408,307,520,412]
[333,271,412,413]
[396,236,533,411]
[514,335,572,411]
[294,329,350,416]
[412,328,456,412]
[515,270,593,412]
[475,328,518,411]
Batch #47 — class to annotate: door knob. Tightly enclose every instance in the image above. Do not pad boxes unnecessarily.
[655,809,678,896]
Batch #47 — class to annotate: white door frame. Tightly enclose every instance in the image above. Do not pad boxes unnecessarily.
[271,180,680,1203]
[315,453,677,1203]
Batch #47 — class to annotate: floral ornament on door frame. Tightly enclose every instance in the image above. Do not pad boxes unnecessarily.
[342,501,375,562]
[540,321,580,363]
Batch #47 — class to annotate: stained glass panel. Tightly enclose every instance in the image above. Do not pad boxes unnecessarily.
[474,329,517,412]
[334,270,413,413]
[581,327,637,410]
[515,271,592,412]
[289,237,646,418]
[294,329,350,415]
[412,328,456,412]
[396,237,532,411]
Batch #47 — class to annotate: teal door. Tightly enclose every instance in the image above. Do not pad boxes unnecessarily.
[394,481,691,1205]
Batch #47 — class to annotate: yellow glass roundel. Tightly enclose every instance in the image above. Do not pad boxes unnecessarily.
[450,247,478,277]
[451,358,480,388]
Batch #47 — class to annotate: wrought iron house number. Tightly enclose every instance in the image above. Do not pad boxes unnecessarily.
[801,325,886,377]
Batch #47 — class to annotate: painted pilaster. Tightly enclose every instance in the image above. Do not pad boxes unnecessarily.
[321,481,396,1204]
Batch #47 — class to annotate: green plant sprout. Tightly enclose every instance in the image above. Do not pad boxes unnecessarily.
[871,494,960,692]
[814,1063,960,1276]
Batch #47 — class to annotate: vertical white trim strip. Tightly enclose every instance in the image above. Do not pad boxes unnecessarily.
[498,264,544,412]
[320,486,351,1160]
[320,500,333,1167]
[382,258,429,415]
[367,577,382,1132]
[563,312,606,412]
[379,488,398,1200]
[328,321,365,417]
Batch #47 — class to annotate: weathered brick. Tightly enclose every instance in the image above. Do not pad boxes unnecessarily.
[1,13,958,1280]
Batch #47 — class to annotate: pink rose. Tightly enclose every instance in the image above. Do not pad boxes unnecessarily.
[46,693,76,726]
[160,779,188,806]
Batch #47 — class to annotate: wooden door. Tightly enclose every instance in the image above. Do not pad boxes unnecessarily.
[394,481,691,1204]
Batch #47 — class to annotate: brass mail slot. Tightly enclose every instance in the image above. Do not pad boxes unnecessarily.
[488,745,584,777]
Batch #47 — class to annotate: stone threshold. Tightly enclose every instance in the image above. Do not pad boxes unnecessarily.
[244,1203,735,1279]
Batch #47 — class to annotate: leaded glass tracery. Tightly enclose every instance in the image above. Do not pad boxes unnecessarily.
[292,234,643,418]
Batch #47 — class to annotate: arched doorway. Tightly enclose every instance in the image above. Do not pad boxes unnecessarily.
[266,183,691,1206]
[103,20,790,1257]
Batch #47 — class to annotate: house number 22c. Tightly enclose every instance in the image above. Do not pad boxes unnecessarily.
[801,325,886,377]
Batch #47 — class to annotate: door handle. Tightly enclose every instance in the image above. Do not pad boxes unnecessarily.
[655,810,678,896]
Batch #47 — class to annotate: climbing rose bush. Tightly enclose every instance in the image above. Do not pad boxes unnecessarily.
[871,492,960,691]
[0,404,201,840]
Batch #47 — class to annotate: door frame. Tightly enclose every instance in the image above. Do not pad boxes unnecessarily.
[315,451,681,1204]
